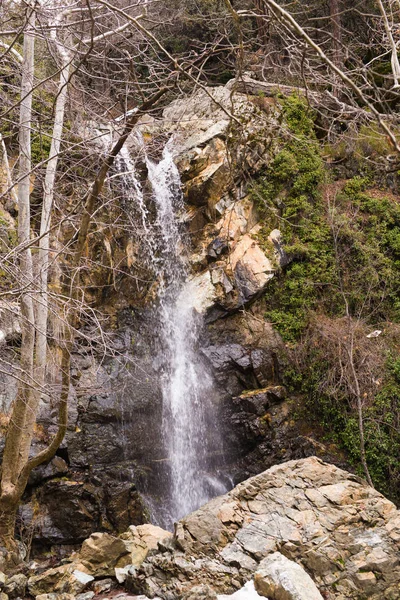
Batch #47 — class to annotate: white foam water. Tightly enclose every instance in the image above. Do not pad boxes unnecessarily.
[115,138,227,528]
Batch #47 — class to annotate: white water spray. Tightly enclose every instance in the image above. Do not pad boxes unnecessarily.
[115,139,227,527]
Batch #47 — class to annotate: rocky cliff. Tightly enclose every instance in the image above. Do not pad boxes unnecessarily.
[0,80,373,552]
[16,458,400,600]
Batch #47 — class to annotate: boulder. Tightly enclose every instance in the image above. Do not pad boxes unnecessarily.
[0,302,21,346]
[218,581,262,599]
[120,524,173,568]
[79,532,129,576]
[92,578,114,594]
[183,585,218,600]
[183,198,284,319]
[3,574,27,598]
[254,553,324,600]
[76,593,95,600]
[28,565,93,596]
[128,457,400,599]
[230,234,274,303]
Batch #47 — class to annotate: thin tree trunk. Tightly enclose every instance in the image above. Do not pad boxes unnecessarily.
[26,32,72,450]
[330,0,342,67]
[376,0,400,88]
[0,497,19,552]
[346,327,374,487]
[0,4,36,551]
[329,0,343,96]
[254,0,269,46]
[0,133,19,208]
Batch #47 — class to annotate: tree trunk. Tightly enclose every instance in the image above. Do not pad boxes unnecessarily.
[376,0,400,88]
[0,4,37,552]
[330,0,342,68]
[1,4,36,496]
[27,28,72,452]
[329,0,343,97]
[0,496,19,552]
[255,0,269,46]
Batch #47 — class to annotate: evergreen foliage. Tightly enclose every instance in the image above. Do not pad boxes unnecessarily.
[254,95,400,500]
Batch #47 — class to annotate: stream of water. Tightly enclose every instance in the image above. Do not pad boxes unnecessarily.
[116,139,227,528]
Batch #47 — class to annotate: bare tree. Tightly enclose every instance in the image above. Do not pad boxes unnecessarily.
[0,0,241,556]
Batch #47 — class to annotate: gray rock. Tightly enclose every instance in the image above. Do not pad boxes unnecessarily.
[4,574,27,598]
[28,565,91,596]
[76,593,95,600]
[183,585,218,600]
[92,579,114,595]
[36,595,76,600]
[79,533,129,576]
[0,302,21,345]
[128,457,400,599]
[254,552,324,600]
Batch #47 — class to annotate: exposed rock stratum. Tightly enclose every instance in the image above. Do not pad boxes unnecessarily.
[125,457,400,600]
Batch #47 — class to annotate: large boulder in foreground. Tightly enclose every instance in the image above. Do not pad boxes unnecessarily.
[128,457,400,600]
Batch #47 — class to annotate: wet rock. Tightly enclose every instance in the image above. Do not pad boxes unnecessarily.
[22,480,104,546]
[19,472,147,547]
[254,552,324,600]
[28,456,69,486]
[233,386,286,416]
[207,238,230,260]
[187,271,219,316]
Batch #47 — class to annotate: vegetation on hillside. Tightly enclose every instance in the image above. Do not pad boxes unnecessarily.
[254,96,400,500]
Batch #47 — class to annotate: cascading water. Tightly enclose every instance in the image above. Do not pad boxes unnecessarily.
[116,139,227,528]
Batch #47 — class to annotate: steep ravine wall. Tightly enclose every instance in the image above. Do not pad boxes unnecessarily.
[0,82,351,554]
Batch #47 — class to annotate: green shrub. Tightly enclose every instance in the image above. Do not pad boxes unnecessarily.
[254,95,400,500]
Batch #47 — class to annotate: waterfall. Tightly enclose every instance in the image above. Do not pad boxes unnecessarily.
[116,139,227,528]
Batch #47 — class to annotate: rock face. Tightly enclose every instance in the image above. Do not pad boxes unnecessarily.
[254,553,323,600]
[12,81,296,551]
[135,82,285,321]
[1,80,348,553]
[27,525,171,596]
[127,457,400,600]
